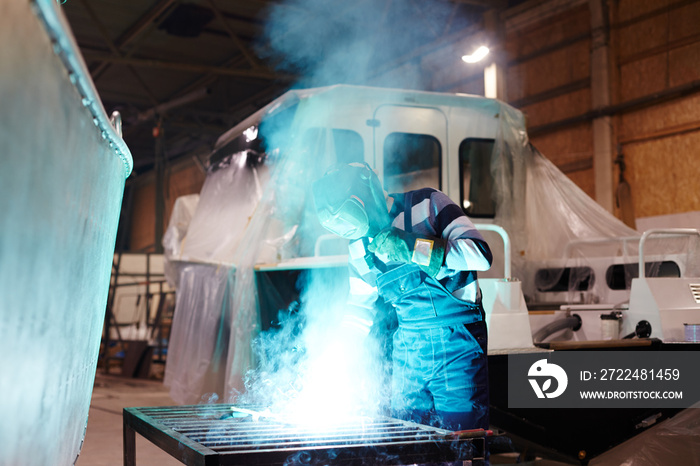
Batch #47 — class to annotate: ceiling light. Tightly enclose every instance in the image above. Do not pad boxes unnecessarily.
[244,126,258,143]
[462,46,490,64]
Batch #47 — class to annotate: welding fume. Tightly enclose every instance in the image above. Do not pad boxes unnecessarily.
[312,162,493,431]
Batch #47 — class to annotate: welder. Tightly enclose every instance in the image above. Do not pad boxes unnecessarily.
[311,162,492,431]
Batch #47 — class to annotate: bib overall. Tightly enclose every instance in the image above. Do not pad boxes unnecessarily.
[376,193,489,431]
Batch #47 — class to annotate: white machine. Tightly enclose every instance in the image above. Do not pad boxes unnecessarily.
[624,229,700,342]
[528,228,700,344]
[476,224,534,351]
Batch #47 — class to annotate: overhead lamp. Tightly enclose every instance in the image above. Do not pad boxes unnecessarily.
[244,125,258,142]
[462,46,490,64]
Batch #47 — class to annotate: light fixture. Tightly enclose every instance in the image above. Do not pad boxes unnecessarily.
[462,46,490,64]
[244,125,258,142]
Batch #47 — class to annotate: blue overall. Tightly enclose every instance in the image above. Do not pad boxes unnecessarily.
[375,195,489,431]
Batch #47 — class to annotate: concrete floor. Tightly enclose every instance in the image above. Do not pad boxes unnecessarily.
[76,371,183,466]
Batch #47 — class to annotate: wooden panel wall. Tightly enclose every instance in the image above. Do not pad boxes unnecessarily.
[505,4,595,198]
[624,131,700,217]
[613,0,700,217]
[129,161,205,252]
[130,181,155,252]
[463,0,700,219]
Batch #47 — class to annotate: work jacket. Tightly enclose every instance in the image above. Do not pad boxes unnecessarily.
[347,188,492,329]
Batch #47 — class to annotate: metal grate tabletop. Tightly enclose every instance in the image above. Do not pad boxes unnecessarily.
[123,404,485,465]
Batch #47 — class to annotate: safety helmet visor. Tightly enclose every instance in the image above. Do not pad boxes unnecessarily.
[317,195,369,240]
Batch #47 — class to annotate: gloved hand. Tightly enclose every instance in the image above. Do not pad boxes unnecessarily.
[368,227,414,263]
[368,227,446,277]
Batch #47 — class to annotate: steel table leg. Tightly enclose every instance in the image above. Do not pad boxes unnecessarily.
[123,414,136,466]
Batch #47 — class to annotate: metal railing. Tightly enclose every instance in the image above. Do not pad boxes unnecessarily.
[474,223,512,279]
[638,228,700,278]
[563,235,642,259]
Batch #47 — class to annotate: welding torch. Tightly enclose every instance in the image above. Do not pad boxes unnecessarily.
[221,406,278,422]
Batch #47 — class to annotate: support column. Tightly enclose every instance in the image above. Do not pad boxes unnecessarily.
[483,9,507,101]
[154,118,165,253]
[590,0,614,212]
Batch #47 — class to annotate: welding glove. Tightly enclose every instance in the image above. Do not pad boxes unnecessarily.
[368,227,446,277]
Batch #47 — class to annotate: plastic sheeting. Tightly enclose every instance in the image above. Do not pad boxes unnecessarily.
[180,154,270,264]
[162,194,199,288]
[163,263,234,404]
[492,105,638,300]
[0,1,132,465]
[492,105,700,307]
[164,120,338,404]
[162,153,276,404]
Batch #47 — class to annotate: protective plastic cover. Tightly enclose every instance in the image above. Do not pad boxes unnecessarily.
[163,86,695,403]
[163,263,234,404]
[590,405,700,465]
[162,193,199,288]
[0,1,131,464]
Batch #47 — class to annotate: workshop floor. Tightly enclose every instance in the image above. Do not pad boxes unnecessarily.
[76,370,182,466]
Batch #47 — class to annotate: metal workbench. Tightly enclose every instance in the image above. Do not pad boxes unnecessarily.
[123,404,485,465]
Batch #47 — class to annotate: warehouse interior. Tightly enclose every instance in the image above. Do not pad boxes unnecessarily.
[59,0,700,251]
[3,0,700,465]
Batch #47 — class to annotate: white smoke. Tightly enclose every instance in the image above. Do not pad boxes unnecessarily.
[236,268,391,425]
[255,0,468,89]
[229,0,477,424]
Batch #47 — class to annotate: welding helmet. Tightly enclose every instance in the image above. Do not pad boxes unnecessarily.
[312,163,388,240]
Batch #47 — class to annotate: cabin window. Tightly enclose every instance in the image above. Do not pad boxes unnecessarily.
[383,133,441,193]
[333,129,364,164]
[459,138,495,218]
[535,267,595,292]
[605,261,681,290]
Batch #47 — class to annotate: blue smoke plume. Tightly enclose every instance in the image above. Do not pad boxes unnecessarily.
[256,0,474,89]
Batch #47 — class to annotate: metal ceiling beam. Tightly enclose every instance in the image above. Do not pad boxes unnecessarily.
[372,20,482,78]
[224,85,286,119]
[173,107,240,121]
[451,0,506,8]
[156,54,283,131]
[91,0,178,80]
[82,51,297,81]
[78,0,160,106]
[444,2,461,35]
[204,0,262,69]
[164,119,228,134]
[98,89,156,107]
[409,0,440,39]
[135,86,211,124]
[168,55,245,102]
[110,0,177,49]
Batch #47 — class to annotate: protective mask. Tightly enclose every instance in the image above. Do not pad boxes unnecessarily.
[317,195,369,240]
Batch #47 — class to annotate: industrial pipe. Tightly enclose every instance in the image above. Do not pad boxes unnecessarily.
[533,314,582,344]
